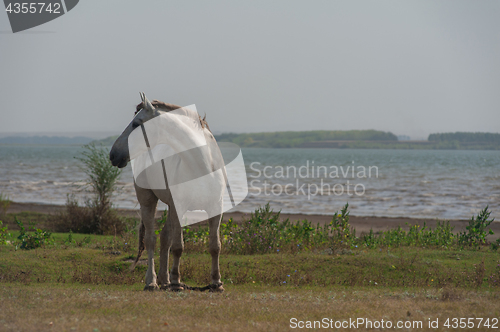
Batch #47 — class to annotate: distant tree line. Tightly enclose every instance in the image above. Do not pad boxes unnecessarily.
[93,135,119,146]
[428,132,500,144]
[92,130,499,150]
[215,130,397,148]
[0,136,93,145]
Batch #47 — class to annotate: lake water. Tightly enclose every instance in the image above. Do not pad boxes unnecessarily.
[0,145,499,220]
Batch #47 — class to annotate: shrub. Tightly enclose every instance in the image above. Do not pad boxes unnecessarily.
[224,203,284,254]
[185,203,335,254]
[77,143,122,213]
[0,220,9,245]
[15,218,52,250]
[490,239,500,252]
[329,203,354,248]
[57,194,124,235]
[365,221,455,249]
[181,204,495,254]
[57,144,124,235]
[458,206,494,248]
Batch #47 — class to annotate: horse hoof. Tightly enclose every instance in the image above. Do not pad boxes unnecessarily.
[160,283,170,291]
[169,284,184,292]
[144,284,159,291]
[209,284,224,293]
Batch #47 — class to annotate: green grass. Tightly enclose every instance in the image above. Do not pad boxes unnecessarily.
[2,211,500,331]
[1,241,500,289]
[2,245,500,331]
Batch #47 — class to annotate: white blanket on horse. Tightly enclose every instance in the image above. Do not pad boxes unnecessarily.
[128,105,246,226]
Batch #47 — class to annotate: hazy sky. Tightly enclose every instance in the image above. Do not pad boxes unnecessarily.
[1,0,499,139]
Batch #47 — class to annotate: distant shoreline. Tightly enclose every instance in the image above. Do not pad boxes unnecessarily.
[213,130,500,150]
[1,142,499,151]
[1,129,499,150]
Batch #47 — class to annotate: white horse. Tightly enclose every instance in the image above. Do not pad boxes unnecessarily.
[110,93,224,292]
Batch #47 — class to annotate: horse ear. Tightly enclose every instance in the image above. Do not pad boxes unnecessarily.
[139,92,155,113]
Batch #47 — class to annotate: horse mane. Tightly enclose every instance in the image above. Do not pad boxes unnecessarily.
[135,100,210,131]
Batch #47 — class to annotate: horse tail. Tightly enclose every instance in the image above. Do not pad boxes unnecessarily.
[130,220,146,271]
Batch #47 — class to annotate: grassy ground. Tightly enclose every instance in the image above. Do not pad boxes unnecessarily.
[2,235,500,288]
[2,283,500,332]
[2,207,500,331]
[1,235,500,331]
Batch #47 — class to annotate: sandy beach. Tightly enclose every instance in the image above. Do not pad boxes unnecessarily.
[6,201,500,240]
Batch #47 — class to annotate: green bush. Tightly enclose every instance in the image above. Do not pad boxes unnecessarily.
[77,143,122,211]
[490,239,500,252]
[458,206,494,248]
[183,204,495,254]
[184,203,331,254]
[364,221,455,249]
[329,203,354,247]
[15,218,52,250]
[222,204,332,254]
[0,220,9,245]
[57,144,124,235]
[185,203,339,254]
[57,194,124,235]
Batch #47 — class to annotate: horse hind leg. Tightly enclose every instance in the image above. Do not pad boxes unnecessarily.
[141,201,159,291]
[168,207,184,291]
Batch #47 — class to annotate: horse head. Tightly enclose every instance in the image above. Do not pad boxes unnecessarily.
[110,92,164,168]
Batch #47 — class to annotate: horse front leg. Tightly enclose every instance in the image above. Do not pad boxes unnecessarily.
[208,214,224,292]
[158,209,172,290]
[141,202,159,291]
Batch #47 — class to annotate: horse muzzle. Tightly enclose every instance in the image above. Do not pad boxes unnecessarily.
[109,151,129,168]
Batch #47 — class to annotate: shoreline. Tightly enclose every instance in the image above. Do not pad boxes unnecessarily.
[6,201,500,239]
